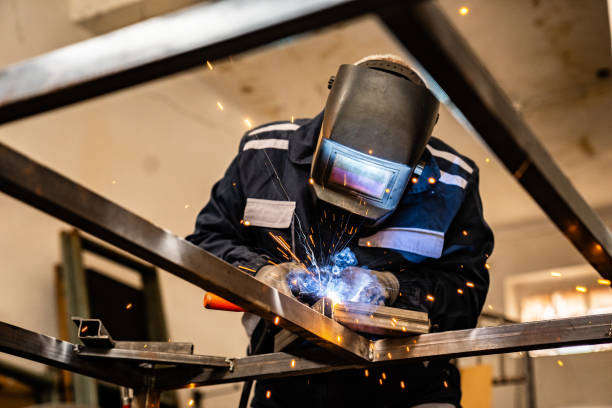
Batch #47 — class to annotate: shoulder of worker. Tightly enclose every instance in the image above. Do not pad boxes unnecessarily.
[237,116,319,153]
[426,136,479,185]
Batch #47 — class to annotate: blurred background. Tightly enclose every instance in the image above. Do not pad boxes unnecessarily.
[0,0,611,407]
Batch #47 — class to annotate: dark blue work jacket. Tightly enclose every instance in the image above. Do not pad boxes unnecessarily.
[187,112,493,407]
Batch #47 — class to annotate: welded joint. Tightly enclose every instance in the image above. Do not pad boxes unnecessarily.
[225,358,235,372]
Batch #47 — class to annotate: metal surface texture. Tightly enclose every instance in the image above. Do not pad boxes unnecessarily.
[0,0,403,124]
[0,321,145,388]
[77,347,230,367]
[377,2,612,279]
[0,142,370,361]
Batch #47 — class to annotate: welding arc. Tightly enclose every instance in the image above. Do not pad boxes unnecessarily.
[203,292,245,312]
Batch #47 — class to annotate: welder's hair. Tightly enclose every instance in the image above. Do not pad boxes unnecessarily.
[354,54,428,88]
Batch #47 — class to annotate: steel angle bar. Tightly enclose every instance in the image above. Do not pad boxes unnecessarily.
[155,313,612,389]
[0,321,145,388]
[371,313,612,363]
[377,2,612,279]
[0,143,370,361]
[76,347,230,367]
[0,0,404,125]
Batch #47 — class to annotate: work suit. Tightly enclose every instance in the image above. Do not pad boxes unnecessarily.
[186,112,493,407]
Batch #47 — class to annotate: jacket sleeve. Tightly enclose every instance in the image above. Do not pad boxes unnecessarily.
[392,170,493,332]
[185,153,270,275]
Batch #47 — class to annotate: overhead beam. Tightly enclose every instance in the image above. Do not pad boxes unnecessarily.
[0,142,370,361]
[378,2,612,279]
[0,0,401,125]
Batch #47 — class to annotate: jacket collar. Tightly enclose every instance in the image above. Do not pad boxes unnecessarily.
[288,111,324,165]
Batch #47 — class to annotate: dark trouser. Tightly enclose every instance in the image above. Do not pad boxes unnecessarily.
[251,361,461,408]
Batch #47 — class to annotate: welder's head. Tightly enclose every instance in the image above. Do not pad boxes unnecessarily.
[310,55,440,221]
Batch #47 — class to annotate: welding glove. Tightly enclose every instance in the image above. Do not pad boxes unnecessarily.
[339,266,400,306]
[255,262,299,298]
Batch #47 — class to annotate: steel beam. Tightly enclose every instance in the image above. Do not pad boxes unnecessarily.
[0,142,370,361]
[154,313,612,389]
[0,0,403,125]
[378,2,612,279]
[0,321,145,388]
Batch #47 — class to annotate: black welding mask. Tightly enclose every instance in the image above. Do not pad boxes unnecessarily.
[310,60,440,220]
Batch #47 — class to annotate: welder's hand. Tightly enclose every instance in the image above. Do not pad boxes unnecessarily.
[339,267,400,306]
[255,262,300,298]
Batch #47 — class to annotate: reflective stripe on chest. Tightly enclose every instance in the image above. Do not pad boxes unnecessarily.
[243,198,295,228]
[358,227,444,259]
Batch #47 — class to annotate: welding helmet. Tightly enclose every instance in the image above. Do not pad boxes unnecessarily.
[310,59,440,220]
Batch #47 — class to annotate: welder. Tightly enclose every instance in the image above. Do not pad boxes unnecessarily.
[186,55,493,408]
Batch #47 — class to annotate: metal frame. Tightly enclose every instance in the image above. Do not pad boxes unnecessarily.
[1,0,612,404]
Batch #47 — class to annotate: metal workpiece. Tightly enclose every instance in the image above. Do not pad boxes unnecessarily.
[0,0,404,125]
[0,142,370,361]
[370,314,612,363]
[77,347,230,367]
[72,317,115,348]
[0,321,145,388]
[377,2,612,279]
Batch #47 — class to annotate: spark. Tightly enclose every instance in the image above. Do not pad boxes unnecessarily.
[385,188,390,193]
[291,116,295,123]
[405,346,410,352]
[337,335,342,343]
[309,178,315,185]
[188,399,194,407]
[557,359,564,367]
[457,288,464,294]
[402,326,407,332]
[206,60,214,70]
[575,286,587,293]
[368,149,373,154]
[551,272,562,277]
[400,381,405,389]
[184,204,190,209]
[382,372,387,380]
[81,326,88,333]
[459,6,469,15]
[125,303,133,310]
[244,118,253,129]
[189,383,196,389]
[274,316,280,325]
[462,230,468,236]
[111,180,117,185]
[466,281,475,288]
[426,294,435,302]
[594,244,603,252]
[238,265,256,273]
[266,390,271,399]
[309,234,315,246]
[443,380,448,388]
[267,260,277,265]
[484,263,491,270]
[291,359,296,368]
[364,369,369,377]
[366,241,372,247]
[216,101,224,111]
[244,220,251,226]
[428,177,436,184]
[488,305,494,310]
[143,344,148,348]
[379,379,383,385]
[411,177,418,184]
[387,352,392,359]
[598,279,611,285]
